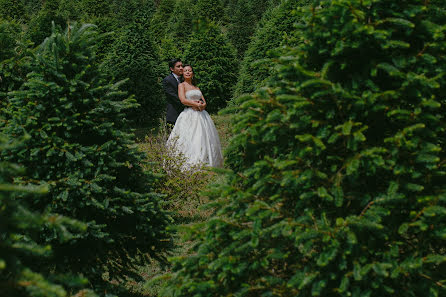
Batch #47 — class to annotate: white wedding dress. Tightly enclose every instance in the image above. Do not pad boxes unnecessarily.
[167,89,223,169]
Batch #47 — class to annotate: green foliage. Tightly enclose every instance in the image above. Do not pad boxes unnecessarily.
[1,23,171,294]
[79,0,110,17]
[165,0,196,51]
[162,0,446,295]
[0,20,20,63]
[103,11,164,126]
[195,0,224,23]
[25,0,67,46]
[0,20,32,114]
[184,22,238,113]
[149,0,176,42]
[158,35,182,64]
[225,0,279,58]
[0,0,27,21]
[0,135,96,297]
[234,0,310,98]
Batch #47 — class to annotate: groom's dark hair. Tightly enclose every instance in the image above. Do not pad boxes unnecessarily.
[168,58,182,70]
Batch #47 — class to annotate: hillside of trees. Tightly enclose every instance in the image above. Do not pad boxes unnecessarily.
[1,0,445,296]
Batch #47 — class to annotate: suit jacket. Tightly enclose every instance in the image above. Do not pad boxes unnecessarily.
[163,73,184,124]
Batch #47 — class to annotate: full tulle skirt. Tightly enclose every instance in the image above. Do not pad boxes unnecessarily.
[167,108,223,169]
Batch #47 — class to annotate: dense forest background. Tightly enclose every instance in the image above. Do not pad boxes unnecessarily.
[1,0,446,296]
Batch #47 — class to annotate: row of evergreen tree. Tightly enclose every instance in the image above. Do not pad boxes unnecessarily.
[2,0,446,296]
[0,0,282,295]
[1,0,283,121]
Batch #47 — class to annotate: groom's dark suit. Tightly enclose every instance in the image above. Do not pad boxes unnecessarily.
[163,73,184,124]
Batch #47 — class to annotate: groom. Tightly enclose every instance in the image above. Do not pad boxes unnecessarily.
[163,58,184,126]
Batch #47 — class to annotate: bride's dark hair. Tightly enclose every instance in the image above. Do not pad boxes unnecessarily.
[183,64,198,86]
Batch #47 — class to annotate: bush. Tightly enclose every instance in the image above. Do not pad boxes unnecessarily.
[103,11,164,126]
[233,0,310,98]
[162,0,446,296]
[184,22,238,113]
[0,135,96,297]
[1,23,171,295]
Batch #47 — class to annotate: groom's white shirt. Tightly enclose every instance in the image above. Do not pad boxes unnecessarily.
[172,73,181,83]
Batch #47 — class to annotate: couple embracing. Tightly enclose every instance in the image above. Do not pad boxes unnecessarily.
[163,58,223,169]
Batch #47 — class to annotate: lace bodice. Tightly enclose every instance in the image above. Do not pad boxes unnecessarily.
[186,89,202,101]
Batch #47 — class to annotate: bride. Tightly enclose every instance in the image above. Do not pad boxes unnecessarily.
[167,65,223,168]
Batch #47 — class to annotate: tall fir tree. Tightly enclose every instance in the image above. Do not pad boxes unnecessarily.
[1,23,171,295]
[165,0,197,51]
[184,21,238,113]
[162,0,446,296]
[0,134,96,297]
[149,0,176,42]
[103,9,164,126]
[233,0,310,98]
[225,0,279,58]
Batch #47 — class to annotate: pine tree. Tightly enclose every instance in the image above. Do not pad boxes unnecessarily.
[162,0,446,295]
[1,23,171,294]
[0,134,96,297]
[184,22,238,113]
[103,10,164,126]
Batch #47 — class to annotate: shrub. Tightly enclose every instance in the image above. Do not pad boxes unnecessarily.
[162,0,446,296]
[184,22,238,113]
[0,135,97,297]
[1,23,171,294]
[233,0,310,98]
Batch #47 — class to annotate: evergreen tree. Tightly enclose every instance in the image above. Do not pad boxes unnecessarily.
[184,22,238,113]
[0,135,96,297]
[0,20,31,114]
[1,23,171,295]
[195,0,224,23]
[149,0,176,42]
[163,0,446,295]
[165,0,197,50]
[103,10,165,126]
[234,0,310,98]
[225,0,278,58]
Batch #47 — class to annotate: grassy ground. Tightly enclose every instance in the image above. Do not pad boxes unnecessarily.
[123,113,232,296]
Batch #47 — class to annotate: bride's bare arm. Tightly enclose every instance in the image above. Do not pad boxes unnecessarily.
[178,83,204,109]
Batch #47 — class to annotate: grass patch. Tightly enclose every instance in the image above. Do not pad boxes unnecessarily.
[120,113,231,296]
